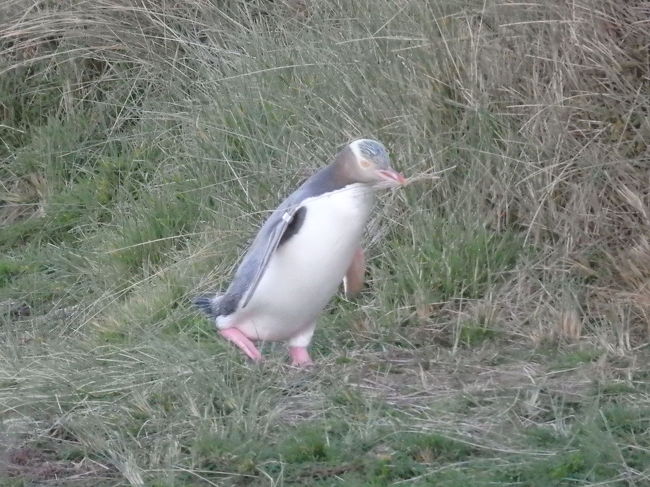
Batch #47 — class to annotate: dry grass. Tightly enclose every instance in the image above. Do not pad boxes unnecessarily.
[1,0,649,485]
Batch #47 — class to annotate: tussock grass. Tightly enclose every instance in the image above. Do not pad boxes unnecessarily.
[1,0,649,485]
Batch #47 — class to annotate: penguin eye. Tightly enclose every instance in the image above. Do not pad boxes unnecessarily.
[360,159,372,169]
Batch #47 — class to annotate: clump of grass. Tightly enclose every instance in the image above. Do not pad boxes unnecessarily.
[1,0,649,485]
[380,219,524,304]
[0,259,26,287]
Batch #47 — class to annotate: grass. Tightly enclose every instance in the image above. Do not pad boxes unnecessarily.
[1,0,649,485]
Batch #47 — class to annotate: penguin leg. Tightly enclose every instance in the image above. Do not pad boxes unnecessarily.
[220,327,262,362]
[288,323,315,367]
[343,247,365,298]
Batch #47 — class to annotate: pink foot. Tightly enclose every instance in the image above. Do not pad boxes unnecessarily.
[289,346,314,367]
[344,247,365,298]
[220,328,262,362]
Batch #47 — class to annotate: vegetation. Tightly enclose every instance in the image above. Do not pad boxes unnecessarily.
[1,0,649,485]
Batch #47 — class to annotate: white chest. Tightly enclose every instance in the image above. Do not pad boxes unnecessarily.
[235,184,374,340]
[274,184,373,284]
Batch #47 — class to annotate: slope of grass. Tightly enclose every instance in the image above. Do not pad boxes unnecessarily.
[1,0,649,485]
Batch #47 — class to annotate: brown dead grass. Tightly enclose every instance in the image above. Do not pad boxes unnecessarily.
[1,1,649,484]
[447,0,650,348]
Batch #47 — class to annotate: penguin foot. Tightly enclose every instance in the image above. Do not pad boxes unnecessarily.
[220,328,262,362]
[289,346,313,367]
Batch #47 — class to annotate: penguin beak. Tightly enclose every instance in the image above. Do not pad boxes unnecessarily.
[376,168,407,186]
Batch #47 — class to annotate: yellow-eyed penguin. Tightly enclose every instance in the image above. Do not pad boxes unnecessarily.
[194,139,406,366]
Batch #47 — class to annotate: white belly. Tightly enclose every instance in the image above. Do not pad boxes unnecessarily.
[231,184,373,341]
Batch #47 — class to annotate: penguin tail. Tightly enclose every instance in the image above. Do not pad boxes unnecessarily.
[193,294,222,318]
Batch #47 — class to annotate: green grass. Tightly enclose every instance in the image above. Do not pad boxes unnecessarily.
[1,0,650,485]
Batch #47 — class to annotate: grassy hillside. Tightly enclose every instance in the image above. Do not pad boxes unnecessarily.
[1,0,649,485]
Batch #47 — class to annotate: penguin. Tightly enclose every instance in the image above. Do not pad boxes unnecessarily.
[195,139,406,366]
